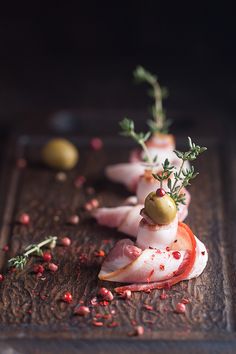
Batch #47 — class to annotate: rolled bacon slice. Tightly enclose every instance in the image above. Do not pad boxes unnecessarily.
[106,134,183,192]
[92,189,190,237]
[105,163,146,192]
[98,222,208,292]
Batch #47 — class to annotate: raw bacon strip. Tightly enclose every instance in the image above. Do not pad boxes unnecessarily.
[136,215,178,250]
[105,163,146,192]
[92,191,190,238]
[99,242,187,283]
[99,239,142,276]
[113,223,199,292]
[118,205,143,237]
[92,206,133,228]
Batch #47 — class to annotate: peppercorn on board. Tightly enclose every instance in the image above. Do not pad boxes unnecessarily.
[0,135,235,353]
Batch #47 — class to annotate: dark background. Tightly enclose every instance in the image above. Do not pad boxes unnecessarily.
[0,2,235,139]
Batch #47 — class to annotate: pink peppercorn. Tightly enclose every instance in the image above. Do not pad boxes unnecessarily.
[90,137,103,151]
[68,215,79,225]
[2,245,9,252]
[63,292,73,303]
[84,202,93,211]
[160,291,168,300]
[175,302,186,314]
[42,252,52,262]
[98,287,109,297]
[0,274,4,281]
[156,188,166,197]
[48,263,58,272]
[19,213,30,225]
[34,264,44,274]
[172,251,181,260]
[90,199,99,208]
[134,325,144,336]
[61,237,71,247]
[98,287,114,301]
[74,305,90,316]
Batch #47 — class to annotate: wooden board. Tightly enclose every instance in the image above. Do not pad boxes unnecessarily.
[0,135,236,353]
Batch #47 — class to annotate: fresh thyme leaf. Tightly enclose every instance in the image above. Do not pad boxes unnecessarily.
[119,118,154,165]
[133,65,170,133]
[152,137,207,207]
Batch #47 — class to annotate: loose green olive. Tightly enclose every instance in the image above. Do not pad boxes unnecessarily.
[144,191,177,225]
[42,138,79,170]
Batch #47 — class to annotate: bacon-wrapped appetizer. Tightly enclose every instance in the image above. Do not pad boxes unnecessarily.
[92,121,191,235]
[98,138,208,292]
[106,66,188,191]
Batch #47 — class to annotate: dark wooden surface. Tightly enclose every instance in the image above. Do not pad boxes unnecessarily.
[0,135,235,353]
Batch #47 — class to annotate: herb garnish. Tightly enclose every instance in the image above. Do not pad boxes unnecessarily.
[8,236,57,270]
[119,118,154,165]
[153,137,207,207]
[133,66,171,134]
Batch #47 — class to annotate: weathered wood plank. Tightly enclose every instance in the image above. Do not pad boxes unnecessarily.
[0,135,235,351]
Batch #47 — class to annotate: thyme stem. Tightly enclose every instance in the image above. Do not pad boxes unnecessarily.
[8,236,57,270]
[23,237,57,257]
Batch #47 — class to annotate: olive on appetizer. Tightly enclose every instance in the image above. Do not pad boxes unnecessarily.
[144,189,177,225]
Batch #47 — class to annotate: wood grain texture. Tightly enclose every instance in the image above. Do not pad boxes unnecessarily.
[0,135,235,353]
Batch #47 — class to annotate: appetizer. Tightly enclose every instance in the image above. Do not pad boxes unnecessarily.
[92,120,190,236]
[106,66,185,191]
[98,138,208,292]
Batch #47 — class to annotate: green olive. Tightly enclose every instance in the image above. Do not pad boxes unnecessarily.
[144,191,177,225]
[42,138,79,170]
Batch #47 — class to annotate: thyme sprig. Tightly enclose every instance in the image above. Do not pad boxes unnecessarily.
[8,236,57,270]
[133,65,171,133]
[153,137,207,207]
[119,118,154,165]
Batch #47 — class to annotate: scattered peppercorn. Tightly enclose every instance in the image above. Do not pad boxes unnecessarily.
[0,274,4,281]
[68,215,79,225]
[33,264,45,274]
[90,199,99,208]
[98,287,114,301]
[133,325,144,336]
[175,302,186,314]
[2,245,9,252]
[42,252,52,262]
[74,305,90,316]
[90,137,103,151]
[48,263,58,272]
[63,292,73,303]
[19,213,30,225]
[160,291,168,300]
[61,237,71,247]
